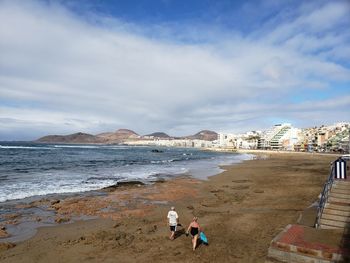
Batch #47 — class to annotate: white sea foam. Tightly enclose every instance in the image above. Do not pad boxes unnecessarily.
[0,145,54,150]
[53,145,101,149]
[0,180,116,202]
[52,145,136,150]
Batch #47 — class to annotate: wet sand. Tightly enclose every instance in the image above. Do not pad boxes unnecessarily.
[0,153,337,262]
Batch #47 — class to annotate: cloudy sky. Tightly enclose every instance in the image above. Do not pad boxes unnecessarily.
[0,0,349,140]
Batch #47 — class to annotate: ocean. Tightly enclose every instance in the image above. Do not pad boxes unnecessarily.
[0,142,252,203]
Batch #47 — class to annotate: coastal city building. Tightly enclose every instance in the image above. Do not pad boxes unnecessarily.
[124,122,349,153]
[217,122,350,153]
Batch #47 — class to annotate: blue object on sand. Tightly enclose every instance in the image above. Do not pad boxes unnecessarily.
[200,232,208,244]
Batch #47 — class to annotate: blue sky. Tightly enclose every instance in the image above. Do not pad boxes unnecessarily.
[0,0,349,140]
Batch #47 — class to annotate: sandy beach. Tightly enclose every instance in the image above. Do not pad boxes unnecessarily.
[0,153,338,262]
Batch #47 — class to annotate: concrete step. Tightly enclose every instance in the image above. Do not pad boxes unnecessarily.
[323,208,350,217]
[332,184,350,191]
[325,203,350,212]
[319,218,349,228]
[331,188,350,194]
[319,224,343,230]
[329,197,350,204]
[333,181,350,187]
[322,213,350,223]
[330,192,350,199]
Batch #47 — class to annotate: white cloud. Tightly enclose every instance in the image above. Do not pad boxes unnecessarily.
[0,0,349,140]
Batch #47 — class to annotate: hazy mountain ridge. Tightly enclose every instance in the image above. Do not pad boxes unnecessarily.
[36,129,218,143]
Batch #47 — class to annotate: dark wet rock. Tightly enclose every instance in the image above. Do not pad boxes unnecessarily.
[210,189,223,193]
[231,186,250,190]
[113,222,122,228]
[102,181,145,192]
[51,199,60,205]
[151,149,163,153]
[232,179,251,183]
[118,181,145,187]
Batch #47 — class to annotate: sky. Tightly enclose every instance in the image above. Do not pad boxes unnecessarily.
[0,0,349,140]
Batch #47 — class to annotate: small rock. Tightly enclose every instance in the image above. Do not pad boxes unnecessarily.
[113,222,121,228]
[55,216,70,224]
[0,242,16,251]
[187,205,194,210]
[0,228,9,238]
[51,200,60,205]
[254,189,264,193]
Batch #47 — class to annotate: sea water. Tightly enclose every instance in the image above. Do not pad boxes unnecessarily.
[0,142,252,203]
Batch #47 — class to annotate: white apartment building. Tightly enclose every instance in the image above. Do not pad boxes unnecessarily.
[258,123,300,150]
[217,131,260,149]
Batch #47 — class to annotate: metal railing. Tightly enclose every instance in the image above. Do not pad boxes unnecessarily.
[315,162,336,228]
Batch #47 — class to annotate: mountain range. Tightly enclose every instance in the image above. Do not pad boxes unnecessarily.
[36,129,218,144]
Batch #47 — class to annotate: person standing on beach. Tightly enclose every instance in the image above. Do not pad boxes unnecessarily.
[186,217,201,251]
[167,206,179,240]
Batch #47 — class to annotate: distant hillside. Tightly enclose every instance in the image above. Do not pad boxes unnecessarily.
[36,129,218,144]
[184,130,218,141]
[144,132,170,138]
[96,129,140,143]
[37,132,101,143]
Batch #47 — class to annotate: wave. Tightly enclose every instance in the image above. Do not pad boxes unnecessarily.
[0,181,116,203]
[150,159,174,164]
[53,145,101,149]
[0,145,54,150]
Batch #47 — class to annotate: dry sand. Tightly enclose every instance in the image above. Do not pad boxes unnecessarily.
[0,153,338,262]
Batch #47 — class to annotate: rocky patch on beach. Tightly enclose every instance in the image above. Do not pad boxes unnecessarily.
[0,227,10,238]
[0,243,15,252]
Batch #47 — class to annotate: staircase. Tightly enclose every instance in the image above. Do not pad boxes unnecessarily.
[319,180,350,229]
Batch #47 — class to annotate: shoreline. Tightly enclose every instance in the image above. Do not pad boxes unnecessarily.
[0,152,339,262]
[0,144,251,203]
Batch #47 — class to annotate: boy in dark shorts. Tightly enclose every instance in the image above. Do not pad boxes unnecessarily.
[167,206,179,240]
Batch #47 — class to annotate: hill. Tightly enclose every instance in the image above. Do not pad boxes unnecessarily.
[97,129,139,143]
[184,130,218,141]
[37,132,101,143]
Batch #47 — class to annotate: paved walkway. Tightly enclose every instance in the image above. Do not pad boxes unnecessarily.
[267,224,348,262]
